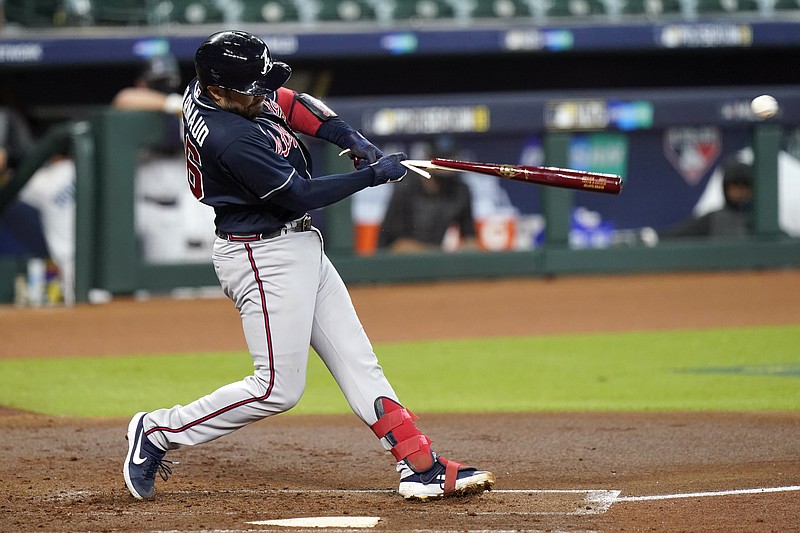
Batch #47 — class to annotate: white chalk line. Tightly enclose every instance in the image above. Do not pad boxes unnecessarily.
[48,484,800,532]
[472,489,619,516]
[616,484,800,502]
[51,485,800,500]
[158,529,601,533]
[164,488,617,516]
[51,485,800,502]
[166,488,606,495]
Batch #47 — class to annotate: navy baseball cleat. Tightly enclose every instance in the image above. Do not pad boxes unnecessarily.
[397,454,495,501]
[123,412,173,500]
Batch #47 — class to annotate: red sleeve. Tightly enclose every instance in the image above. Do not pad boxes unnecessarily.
[275,87,323,137]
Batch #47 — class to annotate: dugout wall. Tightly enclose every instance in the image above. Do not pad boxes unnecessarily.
[3,86,800,303]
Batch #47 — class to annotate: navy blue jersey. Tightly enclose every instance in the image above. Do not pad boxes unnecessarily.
[182,79,377,234]
[182,79,313,233]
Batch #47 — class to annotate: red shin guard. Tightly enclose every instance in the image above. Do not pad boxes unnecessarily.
[371,397,435,473]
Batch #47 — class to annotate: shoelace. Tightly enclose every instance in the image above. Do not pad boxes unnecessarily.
[145,457,176,482]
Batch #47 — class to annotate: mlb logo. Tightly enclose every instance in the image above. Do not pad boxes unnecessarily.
[664,127,721,186]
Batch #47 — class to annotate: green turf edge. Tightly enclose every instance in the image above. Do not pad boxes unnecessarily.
[0,325,798,417]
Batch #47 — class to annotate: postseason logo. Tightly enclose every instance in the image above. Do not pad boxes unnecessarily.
[362,105,490,136]
[546,100,653,131]
[658,23,753,49]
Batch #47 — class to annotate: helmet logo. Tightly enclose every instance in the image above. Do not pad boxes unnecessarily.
[260,47,271,75]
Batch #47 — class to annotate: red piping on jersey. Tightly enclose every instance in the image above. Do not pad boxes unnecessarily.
[146,243,276,437]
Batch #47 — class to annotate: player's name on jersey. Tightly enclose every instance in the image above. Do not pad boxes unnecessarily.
[183,87,210,146]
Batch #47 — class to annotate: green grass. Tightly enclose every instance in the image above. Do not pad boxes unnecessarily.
[1,325,798,417]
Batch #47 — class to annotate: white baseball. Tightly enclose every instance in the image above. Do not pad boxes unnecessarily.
[751,95,779,119]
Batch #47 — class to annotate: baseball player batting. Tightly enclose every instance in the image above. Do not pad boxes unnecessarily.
[123,30,494,502]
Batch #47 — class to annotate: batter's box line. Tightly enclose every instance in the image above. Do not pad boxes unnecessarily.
[166,488,611,495]
[616,485,800,502]
[478,489,620,516]
[166,488,620,517]
[205,485,796,501]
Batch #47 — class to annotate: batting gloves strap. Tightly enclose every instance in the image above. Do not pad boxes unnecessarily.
[343,130,384,168]
[370,152,408,185]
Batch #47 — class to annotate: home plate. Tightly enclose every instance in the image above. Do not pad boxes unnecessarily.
[246,516,380,528]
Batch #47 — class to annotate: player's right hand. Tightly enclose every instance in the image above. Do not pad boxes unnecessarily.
[343,131,384,169]
[369,152,408,185]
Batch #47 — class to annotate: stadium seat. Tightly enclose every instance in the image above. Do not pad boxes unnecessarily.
[393,0,456,21]
[316,0,376,22]
[774,0,800,11]
[754,0,778,14]
[472,0,534,18]
[597,0,627,17]
[546,0,607,17]
[159,0,224,24]
[620,0,684,18]
[695,0,761,14]
[238,0,300,23]
[4,0,71,27]
[442,0,479,21]
[91,0,156,25]
[518,0,555,19]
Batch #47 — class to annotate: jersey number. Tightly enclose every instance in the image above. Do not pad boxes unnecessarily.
[185,134,204,200]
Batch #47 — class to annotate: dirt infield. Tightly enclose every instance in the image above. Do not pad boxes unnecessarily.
[2,270,800,532]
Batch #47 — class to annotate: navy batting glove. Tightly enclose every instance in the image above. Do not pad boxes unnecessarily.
[343,131,384,168]
[370,152,408,185]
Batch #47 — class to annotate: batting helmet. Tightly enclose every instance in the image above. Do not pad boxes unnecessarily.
[194,30,291,95]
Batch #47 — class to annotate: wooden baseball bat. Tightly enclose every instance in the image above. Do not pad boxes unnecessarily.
[429,158,623,195]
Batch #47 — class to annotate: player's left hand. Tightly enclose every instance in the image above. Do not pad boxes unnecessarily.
[342,131,384,169]
[370,152,408,185]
